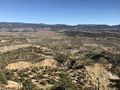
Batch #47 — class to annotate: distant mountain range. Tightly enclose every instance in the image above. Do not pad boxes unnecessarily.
[0,22,120,32]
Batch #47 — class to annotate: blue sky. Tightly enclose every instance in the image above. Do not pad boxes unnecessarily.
[0,0,119,25]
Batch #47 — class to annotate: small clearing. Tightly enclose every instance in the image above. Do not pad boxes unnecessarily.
[0,44,32,53]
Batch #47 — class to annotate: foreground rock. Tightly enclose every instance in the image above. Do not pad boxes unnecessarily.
[6,80,21,90]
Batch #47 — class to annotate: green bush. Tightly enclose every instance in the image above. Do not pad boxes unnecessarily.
[54,52,68,64]
[51,73,79,90]
[0,71,8,84]
[4,70,14,80]
[21,79,38,90]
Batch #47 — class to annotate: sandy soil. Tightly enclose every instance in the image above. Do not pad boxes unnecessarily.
[6,61,33,70]
[6,59,58,70]
[0,44,32,53]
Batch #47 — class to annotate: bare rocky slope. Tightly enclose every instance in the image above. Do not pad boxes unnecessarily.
[0,23,120,90]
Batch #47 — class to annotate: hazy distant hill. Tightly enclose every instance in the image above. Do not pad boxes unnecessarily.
[0,22,120,32]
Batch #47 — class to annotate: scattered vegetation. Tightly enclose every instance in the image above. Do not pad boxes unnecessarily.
[0,24,120,90]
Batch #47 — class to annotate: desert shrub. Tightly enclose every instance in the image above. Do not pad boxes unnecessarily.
[47,79,57,84]
[109,79,120,90]
[21,79,38,90]
[51,73,79,90]
[83,87,95,90]
[33,47,44,54]
[32,74,43,80]
[4,70,14,80]
[31,67,39,73]
[54,52,68,64]
[0,71,8,84]
[13,77,20,82]
[0,46,44,64]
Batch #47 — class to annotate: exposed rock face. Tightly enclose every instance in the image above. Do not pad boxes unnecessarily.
[35,59,58,68]
[86,64,120,90]
[6,59,58,71]
[6,61,33,70]
[6,80,21,90]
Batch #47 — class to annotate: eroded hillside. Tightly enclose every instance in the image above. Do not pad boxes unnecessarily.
[0,29,120,90]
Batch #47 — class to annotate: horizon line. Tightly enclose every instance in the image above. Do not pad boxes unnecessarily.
[0,21,119,26]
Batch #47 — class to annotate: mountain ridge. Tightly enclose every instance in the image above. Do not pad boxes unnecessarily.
[0,22,120,32]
